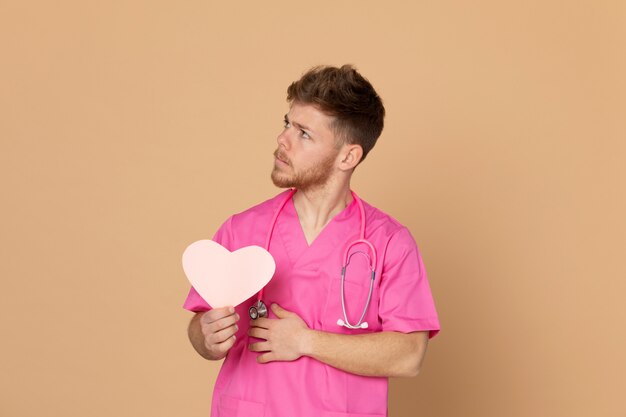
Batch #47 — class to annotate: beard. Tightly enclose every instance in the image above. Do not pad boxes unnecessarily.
[271,148,337,191]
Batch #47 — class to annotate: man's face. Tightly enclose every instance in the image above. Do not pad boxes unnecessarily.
[271,102,341,190]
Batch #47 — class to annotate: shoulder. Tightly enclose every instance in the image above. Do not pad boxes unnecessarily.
[228,189,292,229]
[358,198,428,287]
[360,196,408,239]
[213,190,291,249]
[359,196,421,260]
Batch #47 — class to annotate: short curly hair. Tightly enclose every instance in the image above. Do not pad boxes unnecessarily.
[287,65,385,163]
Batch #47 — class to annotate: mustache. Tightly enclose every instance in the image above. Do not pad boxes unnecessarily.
[273,149,290,165]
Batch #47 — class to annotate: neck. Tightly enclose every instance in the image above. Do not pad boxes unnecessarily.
[292,179,353,236]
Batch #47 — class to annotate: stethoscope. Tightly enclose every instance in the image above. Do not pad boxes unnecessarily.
[248,189,377,329]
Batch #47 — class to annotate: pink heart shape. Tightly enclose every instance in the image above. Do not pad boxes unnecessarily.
[182,240,276,308]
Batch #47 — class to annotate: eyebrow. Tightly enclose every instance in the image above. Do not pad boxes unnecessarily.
[284,114,314,135]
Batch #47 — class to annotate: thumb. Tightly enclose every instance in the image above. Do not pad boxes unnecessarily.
[271,303,294,319]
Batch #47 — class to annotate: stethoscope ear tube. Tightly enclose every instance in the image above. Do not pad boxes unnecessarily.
[336,318,368,329]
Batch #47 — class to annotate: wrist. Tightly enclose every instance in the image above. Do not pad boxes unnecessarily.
[300,328,317,357]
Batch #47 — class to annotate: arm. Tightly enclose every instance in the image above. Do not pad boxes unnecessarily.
[248,303,429,377]
[305,328,428,377]
[188,307,240,361]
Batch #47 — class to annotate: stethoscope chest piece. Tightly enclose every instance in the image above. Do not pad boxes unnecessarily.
[249,300,268,320]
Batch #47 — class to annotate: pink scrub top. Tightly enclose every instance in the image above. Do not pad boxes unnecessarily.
[184,190,440,417]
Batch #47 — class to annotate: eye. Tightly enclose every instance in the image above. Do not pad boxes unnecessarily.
[283,119,291,128]
[300,130,310,139]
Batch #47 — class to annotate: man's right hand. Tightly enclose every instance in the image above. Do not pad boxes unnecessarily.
[189,306,240,360]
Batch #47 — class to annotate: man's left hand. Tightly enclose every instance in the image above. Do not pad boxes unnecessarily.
[248,303,311,363]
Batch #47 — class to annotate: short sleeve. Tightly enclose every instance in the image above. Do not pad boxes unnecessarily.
[182,216,234,313]
[378,227,440,338]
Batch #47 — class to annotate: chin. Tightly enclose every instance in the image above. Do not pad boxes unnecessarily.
[271,171,293,188]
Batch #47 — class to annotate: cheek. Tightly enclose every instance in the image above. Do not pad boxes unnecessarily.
[306,146,335,162]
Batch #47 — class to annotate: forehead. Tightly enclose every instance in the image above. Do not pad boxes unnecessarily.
[287,102,335,134]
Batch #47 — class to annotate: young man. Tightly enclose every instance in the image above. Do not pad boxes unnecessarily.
[185,65,440,417]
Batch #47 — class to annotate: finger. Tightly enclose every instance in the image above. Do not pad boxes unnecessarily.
[201,307,236,324]
[248,340,271,352]
[250,317,271,329]
[202,307,234,322]
[209,323,239,344]
[247,326,269,340]
[203,313,240,335]
[256,352,275,364]
[207,334,236,355]
[271,303,293,319]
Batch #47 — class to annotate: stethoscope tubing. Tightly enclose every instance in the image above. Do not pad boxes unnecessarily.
[339,250,376,329]
[253,189,377,329]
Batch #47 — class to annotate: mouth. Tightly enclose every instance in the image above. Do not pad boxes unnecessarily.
[274,150,289,166]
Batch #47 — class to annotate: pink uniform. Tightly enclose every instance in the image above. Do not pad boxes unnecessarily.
[184,190,440,417]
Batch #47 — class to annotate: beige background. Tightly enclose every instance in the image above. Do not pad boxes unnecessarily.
[1,1,624,416]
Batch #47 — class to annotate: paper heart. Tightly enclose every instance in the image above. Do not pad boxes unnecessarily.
[182,240,276,308]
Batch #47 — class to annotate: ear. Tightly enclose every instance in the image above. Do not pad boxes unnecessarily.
[338,144,363,171]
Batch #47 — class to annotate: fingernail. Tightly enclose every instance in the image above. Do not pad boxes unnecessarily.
[229,307,235,313]
[234,325,238,332]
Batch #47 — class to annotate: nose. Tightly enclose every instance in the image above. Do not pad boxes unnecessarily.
[276,128,290,149]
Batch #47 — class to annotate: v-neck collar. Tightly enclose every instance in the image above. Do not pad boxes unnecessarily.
[276,191,360,271]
